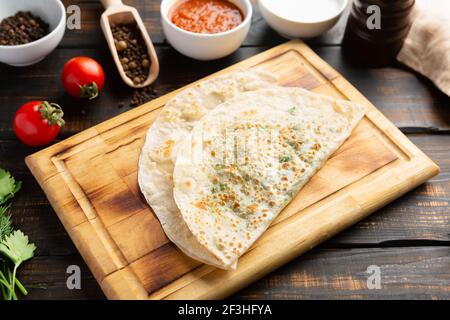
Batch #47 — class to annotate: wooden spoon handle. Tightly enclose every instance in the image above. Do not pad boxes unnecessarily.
[100,0,124,9]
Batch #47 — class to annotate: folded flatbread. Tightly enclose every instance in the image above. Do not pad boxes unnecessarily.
[138,70,278,268]
[173,87,366,269]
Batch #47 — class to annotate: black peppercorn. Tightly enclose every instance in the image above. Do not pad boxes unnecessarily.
[111,23,151,85]
[0,11,49,46]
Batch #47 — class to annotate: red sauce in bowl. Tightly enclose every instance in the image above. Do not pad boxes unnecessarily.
[171,0,244,34]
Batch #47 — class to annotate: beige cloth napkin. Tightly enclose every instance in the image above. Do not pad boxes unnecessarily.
[397,0,450,96]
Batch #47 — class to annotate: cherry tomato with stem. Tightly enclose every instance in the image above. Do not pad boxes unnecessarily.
[61,57,105,99]
[13,101,65,146]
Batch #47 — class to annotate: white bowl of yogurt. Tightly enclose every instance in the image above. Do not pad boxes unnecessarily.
[258,0,347,38]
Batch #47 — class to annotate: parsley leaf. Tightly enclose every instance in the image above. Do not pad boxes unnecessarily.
[0,169,21,206]
[280,156,291,163]
[0,230,36,300]
[0,170,34,300]
[0,230,36,265]
[288,106,296,115]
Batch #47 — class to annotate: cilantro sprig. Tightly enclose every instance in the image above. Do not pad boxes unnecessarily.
[0,168,36,300]
[0,169,22,207]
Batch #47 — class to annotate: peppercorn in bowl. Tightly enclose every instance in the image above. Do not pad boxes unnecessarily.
[0,0,66,66]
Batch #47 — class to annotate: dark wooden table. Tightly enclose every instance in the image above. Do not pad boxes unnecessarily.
[1,0,449,300]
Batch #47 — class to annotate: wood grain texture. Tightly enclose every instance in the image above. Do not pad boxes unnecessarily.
[15,246,450,300]
[24,41,439,299]
[16,255,105,300]
[1,46,448,140]
[1,135,449,257]
[315,47,450,132]
[1,1,448,300]
[2,134,449,262]
[235,246,450,300]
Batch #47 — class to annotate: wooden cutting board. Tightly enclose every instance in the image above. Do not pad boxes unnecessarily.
[26,40,439,300]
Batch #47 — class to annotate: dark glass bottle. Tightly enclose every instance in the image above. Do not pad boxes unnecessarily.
[342,0,415,67]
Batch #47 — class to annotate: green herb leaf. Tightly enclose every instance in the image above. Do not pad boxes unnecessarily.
[288,141,298,150]
[280,156,291,163]
[0,171,33,300]
[0,169,21,206]
[0,230,36,265]
[288,106,296,115]
[0,205,13,241]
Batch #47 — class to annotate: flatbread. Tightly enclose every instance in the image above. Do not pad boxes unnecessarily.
[138,70,278,268]
[173,87,366,269]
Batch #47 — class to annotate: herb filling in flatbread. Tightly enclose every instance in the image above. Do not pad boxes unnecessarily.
[138,70,278,268]
[173,87,366,269]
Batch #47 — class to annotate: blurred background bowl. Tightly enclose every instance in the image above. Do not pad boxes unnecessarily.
[0,0,66,67]
[161,0,252,61]
[258,0,347,39]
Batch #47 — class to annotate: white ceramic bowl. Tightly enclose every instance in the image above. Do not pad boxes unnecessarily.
[161,0,252,60]
[258,0,347,39]
[0,0,66,66]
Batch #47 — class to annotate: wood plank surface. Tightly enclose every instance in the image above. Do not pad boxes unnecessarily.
[2,47,448,140]
[236,246,450,299]
[16,246,450,300]
[16,255,105,300]
[23,41,440,299]
[0,0,448,300]
[1,135,449,257]
[315,47,450,132]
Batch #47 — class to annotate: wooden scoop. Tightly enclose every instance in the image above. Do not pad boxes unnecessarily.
[100,0,159,88]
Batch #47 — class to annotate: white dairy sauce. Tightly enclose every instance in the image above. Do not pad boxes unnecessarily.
[262,0,342,22]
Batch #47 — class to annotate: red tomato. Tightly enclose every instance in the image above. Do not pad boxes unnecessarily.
[13,101,65,146]
[61,57,105,99]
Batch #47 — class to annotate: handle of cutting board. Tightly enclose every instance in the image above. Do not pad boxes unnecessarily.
[100,0,123,9]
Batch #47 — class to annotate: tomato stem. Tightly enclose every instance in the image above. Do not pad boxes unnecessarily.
[38,101,65,127]
[79,82,99,100]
